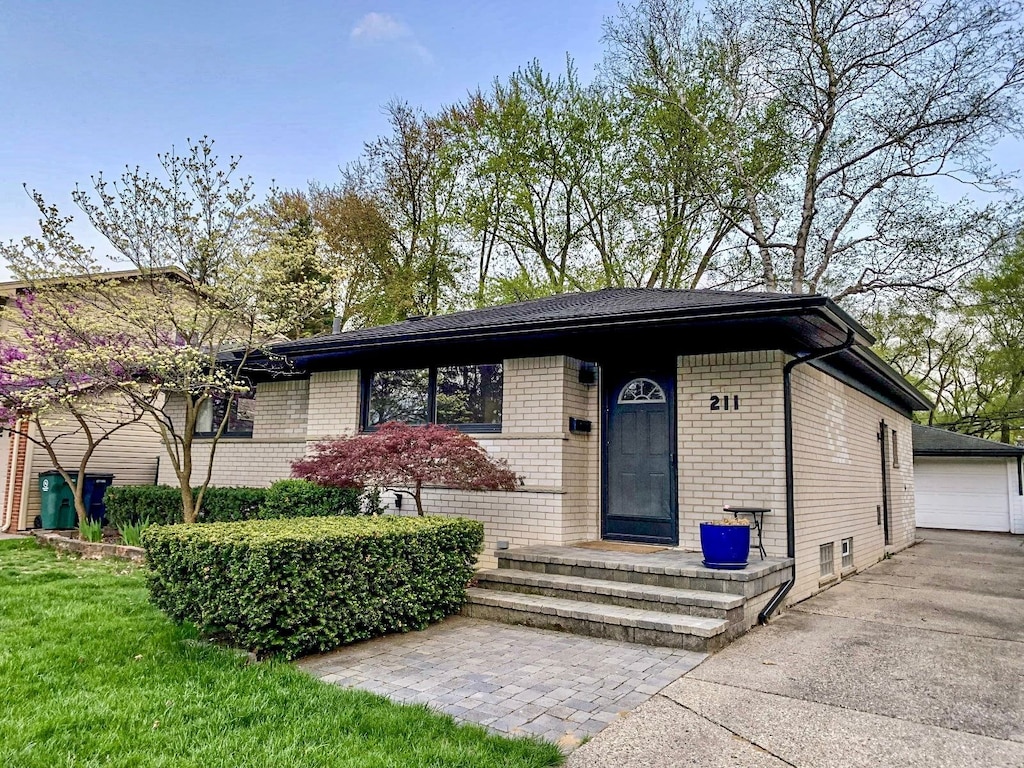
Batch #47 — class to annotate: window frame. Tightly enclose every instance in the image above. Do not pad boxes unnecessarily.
[819,542,835,579]
[194,390,255,440]
[891,429,900,468]
[361,363,503,434]
[841,537,854,570]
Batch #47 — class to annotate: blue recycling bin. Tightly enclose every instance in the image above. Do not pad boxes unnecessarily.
[83,474,115,524]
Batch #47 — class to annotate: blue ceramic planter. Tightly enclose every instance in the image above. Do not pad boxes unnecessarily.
[700,523,751,570]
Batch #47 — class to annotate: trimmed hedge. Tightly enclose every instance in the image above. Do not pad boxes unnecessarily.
[142,516,485,659]
[105,481,365,527]
[104,485,188,527]
[104,486,267,527]
[261,479,363,518]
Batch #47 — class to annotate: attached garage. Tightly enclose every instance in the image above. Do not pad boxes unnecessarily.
[912,425,1024,534]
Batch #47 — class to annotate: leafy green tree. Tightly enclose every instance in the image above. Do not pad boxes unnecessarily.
[608,0,1024,301]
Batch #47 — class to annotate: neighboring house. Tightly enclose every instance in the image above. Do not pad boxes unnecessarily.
[912,424,1024,534]
[0,274,164,532]
[164,288,928,605]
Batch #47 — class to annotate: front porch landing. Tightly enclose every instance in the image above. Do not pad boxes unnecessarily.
[464,545,793,652]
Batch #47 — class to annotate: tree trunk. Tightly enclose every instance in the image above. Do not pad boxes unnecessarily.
[414,481,424,516]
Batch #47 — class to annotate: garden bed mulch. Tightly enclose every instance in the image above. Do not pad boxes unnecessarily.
[31,529,145,562]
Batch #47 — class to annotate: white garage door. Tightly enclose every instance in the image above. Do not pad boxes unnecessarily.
[915,458,1011,532]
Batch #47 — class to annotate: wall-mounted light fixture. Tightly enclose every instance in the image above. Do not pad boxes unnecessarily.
[578,363,598,386]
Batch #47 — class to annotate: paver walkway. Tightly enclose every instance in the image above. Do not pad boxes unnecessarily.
[299,615,704,745]
[567,530,1024,767]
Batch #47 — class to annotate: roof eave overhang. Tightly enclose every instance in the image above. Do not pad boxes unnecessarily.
[914,449,1024,458]
[266,295,868,360]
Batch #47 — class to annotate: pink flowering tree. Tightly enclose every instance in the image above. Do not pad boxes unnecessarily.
[292,422,520,516]
[1,138,328,524]
[0,294,151,525]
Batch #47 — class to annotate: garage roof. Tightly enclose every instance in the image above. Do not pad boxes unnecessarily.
[912,424,1024,457]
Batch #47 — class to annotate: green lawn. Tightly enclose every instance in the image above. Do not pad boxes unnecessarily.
[0,540,563,768]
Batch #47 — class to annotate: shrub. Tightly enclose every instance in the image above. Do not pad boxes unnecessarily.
[199,487,267,523]
[260,479,364,518]
[292,422,520,515]
[104,485,267,527]
[105,485,182,527]
[142,515,484,659]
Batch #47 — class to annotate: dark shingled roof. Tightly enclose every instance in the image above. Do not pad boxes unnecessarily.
[243,287,930,413]
[912,424,1024,457]
[279,287,871,351]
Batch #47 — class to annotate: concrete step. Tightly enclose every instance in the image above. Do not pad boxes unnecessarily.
[498,547,792,597]
[474,568,744,620]
[462,588,730,652]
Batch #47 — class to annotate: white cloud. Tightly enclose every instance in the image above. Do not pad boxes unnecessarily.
[350,12,432,63]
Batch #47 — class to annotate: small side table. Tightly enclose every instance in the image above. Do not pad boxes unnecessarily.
[724,506,770,560]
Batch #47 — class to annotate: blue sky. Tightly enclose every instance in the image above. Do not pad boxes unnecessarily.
[0,0,618,272]
[1,1,1022,280]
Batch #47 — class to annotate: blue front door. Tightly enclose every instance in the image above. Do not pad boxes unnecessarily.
[602,365,678,544]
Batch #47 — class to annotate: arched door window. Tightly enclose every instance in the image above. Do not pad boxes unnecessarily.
[617,377,667,404]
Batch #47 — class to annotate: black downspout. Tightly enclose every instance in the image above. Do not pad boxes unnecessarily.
[759,329,857,624]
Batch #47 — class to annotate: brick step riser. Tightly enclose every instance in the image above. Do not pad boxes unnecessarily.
[461,602,727,653]
[473,577,742,622]
[499,558,789,598]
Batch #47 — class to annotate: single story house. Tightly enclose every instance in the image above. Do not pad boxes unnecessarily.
[165,288,928,606]
[912,424,1024,534]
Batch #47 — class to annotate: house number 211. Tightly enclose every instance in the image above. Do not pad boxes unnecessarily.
[709,395,740,411]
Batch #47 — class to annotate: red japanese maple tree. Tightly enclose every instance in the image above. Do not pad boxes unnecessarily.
[291,421,520,516]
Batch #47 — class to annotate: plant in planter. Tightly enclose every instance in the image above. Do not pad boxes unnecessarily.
[699,517,752,570]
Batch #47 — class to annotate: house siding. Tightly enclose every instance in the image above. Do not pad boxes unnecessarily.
[21,409,163,529]
[789,363,916,600]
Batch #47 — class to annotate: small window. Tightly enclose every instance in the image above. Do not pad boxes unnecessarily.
[195,391,254,438]
[617,378,666,404]
[364,364,503,432]
[891,429,899,467]
[841,537,854,569]
[819,542,835,579]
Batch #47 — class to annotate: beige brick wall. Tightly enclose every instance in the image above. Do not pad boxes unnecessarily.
[306,370,360,440]
[394,487,567,568]
[157,439,307,488]
[561,357,601,542]
[253,379,308,440]
[677,351,788,556]
[790,364,916,600]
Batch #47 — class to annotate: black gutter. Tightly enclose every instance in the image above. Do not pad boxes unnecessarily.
[913,450,1024,458]
[759,328,857,625]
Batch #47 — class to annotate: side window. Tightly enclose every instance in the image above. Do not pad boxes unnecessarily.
[195,391,255,438]
[891,429,900,468]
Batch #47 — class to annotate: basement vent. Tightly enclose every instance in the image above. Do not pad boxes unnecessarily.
[841,538,854,570]
[819,543,835,579]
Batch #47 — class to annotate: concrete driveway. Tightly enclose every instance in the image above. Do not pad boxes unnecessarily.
[568,530,1024,767]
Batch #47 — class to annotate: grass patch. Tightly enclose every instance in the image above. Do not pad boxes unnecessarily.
[0,540,562,768]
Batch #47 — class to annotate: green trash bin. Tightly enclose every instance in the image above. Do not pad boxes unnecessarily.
[39,471,78,529]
